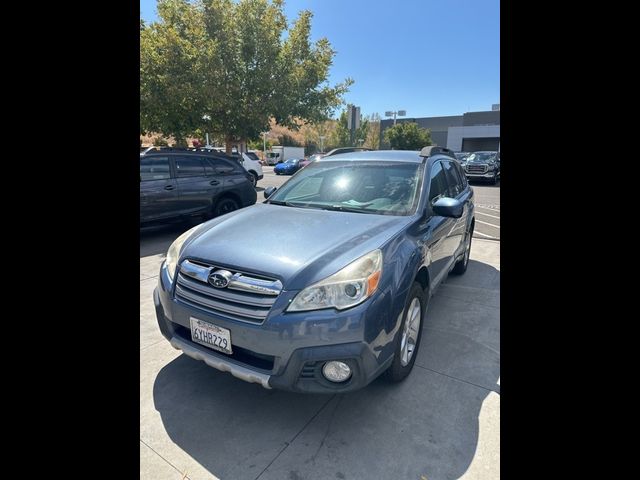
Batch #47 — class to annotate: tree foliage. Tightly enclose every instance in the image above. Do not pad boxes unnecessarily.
[383,122,433,150]
[140,0,352,151]
[329,109,370,148]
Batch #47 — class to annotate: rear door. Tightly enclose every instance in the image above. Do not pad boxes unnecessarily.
[175,156,222,215]
[140,155,179,221]
[442,160,470,258]
[210,156,253,205]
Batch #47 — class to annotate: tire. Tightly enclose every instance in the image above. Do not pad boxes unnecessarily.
[451,223,473,275]
[490,174,497,185]
[249,171,258,187]
[213,197,239,217]
[385,282,427,383]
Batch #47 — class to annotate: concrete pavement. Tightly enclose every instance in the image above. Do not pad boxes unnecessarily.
[140,236,500,480]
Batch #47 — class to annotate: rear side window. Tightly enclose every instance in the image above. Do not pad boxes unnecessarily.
[210,157,244,173]
[454,161,468,189]
[428,162,448,203]
[140,156,171,181]
[175,157,206,178]
[443,160,464,197]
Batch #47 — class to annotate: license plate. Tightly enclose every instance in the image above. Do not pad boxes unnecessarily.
[190,317,233,354]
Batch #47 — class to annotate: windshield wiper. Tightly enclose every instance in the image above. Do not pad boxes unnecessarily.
[319,204,376,214]
[268,200,305,207]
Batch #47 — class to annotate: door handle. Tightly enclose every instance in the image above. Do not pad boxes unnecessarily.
[210,180,220,186]
[164,185,175,191]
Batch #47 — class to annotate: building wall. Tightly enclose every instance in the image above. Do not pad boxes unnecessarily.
[379,115,462,148]
[378,110,500,150]
[446,125,500,151]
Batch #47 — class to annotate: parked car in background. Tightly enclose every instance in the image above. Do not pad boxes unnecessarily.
[323,147,371,157]
[140,149,257,225]
[462,151,500,184]
[274,157,303,175]
[454,152,471,165]
[153,146,475,392]
[239,152,264,187]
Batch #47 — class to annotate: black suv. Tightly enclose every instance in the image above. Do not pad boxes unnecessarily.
[462,151,500,184]
[140,149,257,224]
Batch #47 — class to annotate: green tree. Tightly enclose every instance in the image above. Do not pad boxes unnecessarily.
[383,122,432,150]
[140,0,353,152]
[277,133,302,147]
[329,109,370,148]
[363,113,381,150]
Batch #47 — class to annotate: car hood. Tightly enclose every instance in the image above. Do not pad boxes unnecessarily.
[183,203,413,289]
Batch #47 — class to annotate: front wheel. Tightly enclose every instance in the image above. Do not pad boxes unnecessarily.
[385,282,427,382]
[213,197,239,217]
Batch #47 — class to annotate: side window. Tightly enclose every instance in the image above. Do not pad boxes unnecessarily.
[210,157,244,173]
[140,156,171,181]
[443,160,463,197]
[175,157,206,178]
[201,157,216,175]
[428,162,448,203]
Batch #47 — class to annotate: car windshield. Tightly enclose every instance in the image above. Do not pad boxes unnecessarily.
[245,152,259,161]
[285,158,298,164]
[466,152,497,163]
[268,161,423,216]
[267,153,277,158]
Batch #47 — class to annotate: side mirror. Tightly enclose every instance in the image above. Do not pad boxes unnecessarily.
[264,186,277,199]
[432,197,463,218]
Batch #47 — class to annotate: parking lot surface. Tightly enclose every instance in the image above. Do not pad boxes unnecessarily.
[258,166,500,241]
[140,220,500,480]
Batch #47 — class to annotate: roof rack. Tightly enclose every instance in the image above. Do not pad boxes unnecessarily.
[419,146,455,159]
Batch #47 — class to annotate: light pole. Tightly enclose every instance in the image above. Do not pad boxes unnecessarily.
[319,135,325,153]
[202,114,211,146]
[384,110,406,125]
[261,131,268,161]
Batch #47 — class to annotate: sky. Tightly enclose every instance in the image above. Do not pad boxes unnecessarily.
[140,0,500,119]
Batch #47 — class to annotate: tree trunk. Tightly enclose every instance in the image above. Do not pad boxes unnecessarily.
[225,136,233,154]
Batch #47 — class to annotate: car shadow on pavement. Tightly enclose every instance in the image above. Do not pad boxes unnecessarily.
[151,260,500,480]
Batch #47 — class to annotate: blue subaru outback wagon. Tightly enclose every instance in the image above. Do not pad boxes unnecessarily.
[154,147,475,393]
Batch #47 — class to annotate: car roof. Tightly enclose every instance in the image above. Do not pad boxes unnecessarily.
[141,148,235,159]
[318,149,427,164]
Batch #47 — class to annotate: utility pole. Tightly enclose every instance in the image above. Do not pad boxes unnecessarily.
[319,135,325,153]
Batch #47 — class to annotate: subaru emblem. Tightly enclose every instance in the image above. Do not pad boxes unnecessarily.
[209,269,233,289]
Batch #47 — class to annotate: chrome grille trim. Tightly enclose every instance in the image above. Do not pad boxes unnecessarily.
[175,259,281,323]
[466,164,488,174]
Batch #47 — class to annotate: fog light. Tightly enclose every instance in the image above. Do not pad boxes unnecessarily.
[322,361,352,383]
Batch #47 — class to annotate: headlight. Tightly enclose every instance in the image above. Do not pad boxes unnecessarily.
[487,163,496,171]
[288,250,383,312]
[165,225,200,282]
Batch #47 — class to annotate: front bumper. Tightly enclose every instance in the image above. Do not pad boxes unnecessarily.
[465,170,497,180]
[153,268,395,393]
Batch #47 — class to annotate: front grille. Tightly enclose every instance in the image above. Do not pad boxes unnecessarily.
[466,164,488,174]
[174,261,280,324]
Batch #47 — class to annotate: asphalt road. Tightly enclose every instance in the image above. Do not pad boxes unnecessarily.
[258,166,501,241]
